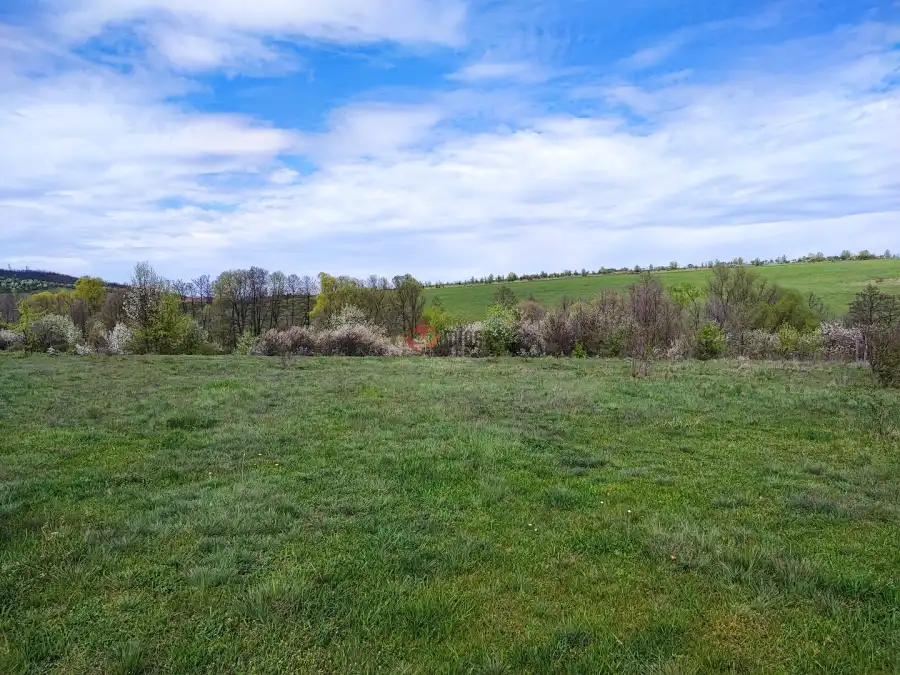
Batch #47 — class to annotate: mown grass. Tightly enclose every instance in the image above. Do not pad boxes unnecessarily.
[424,259,900,321]
[1,355,899,673]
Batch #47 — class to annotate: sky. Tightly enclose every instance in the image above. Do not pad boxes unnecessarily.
[1,0,899,283]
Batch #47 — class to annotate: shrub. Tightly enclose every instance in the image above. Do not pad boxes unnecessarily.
[742,330,780,359]
[696,324,726,360]
[30,314,79,351]
[666,334,696,360]
[177,319,207,355]
[796,330,823,360]
[432,323,482,357]
[328,304,368,329]
[568,302,603,355]
[868,327,900,388]
[107,323,133,355]
[319,324,405,357]
[539,308,575,356]
[572,343,586,359]
[235,331,256,355]
[821,323,863,362]
[0,328,24,350]
[518,300,547,323]
[482,305,517,356]
[514,320,544,357]
[778,324,801,358]
[278,326,319,356]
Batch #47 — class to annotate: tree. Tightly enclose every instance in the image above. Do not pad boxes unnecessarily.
[213,270,249,348]
[285,274,302,327]
[706,265,767,341]
[359,275,390,326]
[268,271,286,329]
[73,276,105,315]
[391,274,425,337]
[124,262,168,334]
[628,277,679,376]
[848,285,899,328]
[299,275,318,328]
[670,282,704,331]
[247,266,270,336]
[493,285,517,310]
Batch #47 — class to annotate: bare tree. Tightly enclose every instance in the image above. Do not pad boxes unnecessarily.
[285,274,301,327]
[100,288,127,329]
[360,275,391,325]
[299,275,318,328]
[706,265,766,343]
[268,271,286,329]
[214,270,250,348]
[191,274,213,329]
[172,279,191,315]
[247,267,270,336]
[391,274,426,336]
[628,277,679,376]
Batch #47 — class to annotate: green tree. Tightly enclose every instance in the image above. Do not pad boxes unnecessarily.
[74,276,105,315]
[848,285,899,328]
[493,285,517,310]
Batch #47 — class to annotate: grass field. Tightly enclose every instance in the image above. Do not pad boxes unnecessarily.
[2,355,899,673]
[424,259,900,322]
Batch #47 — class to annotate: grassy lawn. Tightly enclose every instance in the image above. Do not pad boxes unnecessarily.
[1,355,899,673]
[424,259,900,322]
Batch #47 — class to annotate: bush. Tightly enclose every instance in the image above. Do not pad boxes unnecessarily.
[0,328,24,350]
[666,334,696,360]
[328,304,368,329]
[482,305,517,356]
[319,323,405,356]
[432,323,482,357]
[514,320,544,357]
[518,300,547,323]
[821,323,863,362]
[572,343,586,359]
[796,330,823,360]
[539,308,575,356]
[107,323,133,355]
[778,324,801,358]
[29,314,79,352]
[696,324,725,360]
[868,327,900,388]
[742,330,780,359]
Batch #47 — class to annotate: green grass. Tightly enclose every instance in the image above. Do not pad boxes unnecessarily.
[1,355,899,673]
[425,259,900,322]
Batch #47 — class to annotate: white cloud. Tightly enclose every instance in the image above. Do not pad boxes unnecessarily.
[448,60,548,83]
[48,0,466,71]
[1,18,899,281]
[303,103,445,160]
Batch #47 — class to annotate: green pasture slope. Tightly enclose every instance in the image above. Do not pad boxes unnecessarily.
[1,355,899,673]
[425,259,900,322]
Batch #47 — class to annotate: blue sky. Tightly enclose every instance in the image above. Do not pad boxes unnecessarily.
[1,0,898,283]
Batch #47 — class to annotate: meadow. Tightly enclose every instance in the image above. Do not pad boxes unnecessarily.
[1,355,899,673]
[425,259,900,322]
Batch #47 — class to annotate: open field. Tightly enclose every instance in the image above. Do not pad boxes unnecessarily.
[1,356,899,673]
[425,259,900,322]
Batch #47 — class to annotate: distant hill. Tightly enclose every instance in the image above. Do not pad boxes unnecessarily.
[424,258,900,322]
[0,269,79,294]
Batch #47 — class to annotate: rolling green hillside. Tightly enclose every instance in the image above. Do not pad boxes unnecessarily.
[425,259,900,322]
